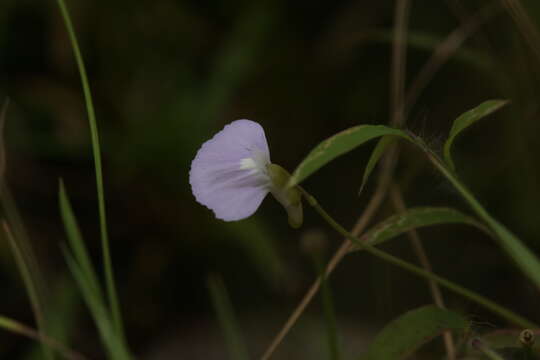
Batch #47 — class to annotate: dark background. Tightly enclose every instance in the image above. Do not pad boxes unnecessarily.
[1,0,540,358]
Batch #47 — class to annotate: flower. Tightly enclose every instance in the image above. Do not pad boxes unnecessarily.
[189,119,302,227]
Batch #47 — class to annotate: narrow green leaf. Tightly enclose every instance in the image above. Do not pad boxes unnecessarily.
[23,278,79,360]
[63,251,129,360]
[59,183,131,360]
[288,125,412,188]
[207,275,250,360]
[58,181,102,299]
[351,207,485,251]
[0,101,53,359]
[358,135,398,195]
[359,305,468,360]
[56,0,123,340]
[443,100,509,171]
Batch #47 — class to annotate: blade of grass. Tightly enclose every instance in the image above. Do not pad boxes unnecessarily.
[63,250,130,360]
[207,275,250,360]
[0,315,86,360]
[55,0,124,341]
[59,182,131,359]
[0,99,54,359]
[58,181,102,299]
[24,278,79,360]
[1,221,53,360]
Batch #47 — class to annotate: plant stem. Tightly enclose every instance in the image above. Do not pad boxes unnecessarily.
[298,187,537,329]
[425,151,540,289]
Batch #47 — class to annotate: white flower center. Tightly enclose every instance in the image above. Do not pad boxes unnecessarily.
[239,149,270,184]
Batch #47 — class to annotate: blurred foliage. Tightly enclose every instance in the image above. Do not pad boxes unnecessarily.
[1,0,540,358]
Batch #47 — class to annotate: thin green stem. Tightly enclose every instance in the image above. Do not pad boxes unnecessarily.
[298,187,537,329]
[426,151,540,289]
[56,0,125,343]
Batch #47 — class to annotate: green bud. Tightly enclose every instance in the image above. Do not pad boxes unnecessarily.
[267,163,303,228]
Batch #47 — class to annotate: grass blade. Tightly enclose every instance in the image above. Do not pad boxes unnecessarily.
[207,275,250,360]
[0,98,55,359]
[58,181,102,299]
[23,278,79,360]
[358,305,468,360]
[443,99,509,171]
[0,315,86,360]
[55,0,124,340]
[62,251,129,360]
[59,183,131,359]
[358,135,398,195]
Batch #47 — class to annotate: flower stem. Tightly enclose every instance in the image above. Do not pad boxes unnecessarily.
[297,187,537,329]
[424,150,540,290]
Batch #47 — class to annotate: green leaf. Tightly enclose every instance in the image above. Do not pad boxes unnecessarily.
[358,135,398,195]
[56,0,124,341]
[59,181,102,299]
[59,182,131,360]
[288,125,412,188]
[359,305,468,360]
[351,207,486,251]
[443,100,509,171]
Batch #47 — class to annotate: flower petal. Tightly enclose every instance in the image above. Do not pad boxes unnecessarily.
[189,119,271,221]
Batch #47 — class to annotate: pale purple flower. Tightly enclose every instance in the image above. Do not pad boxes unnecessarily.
[190,119,303,226]
[189,119,272,221]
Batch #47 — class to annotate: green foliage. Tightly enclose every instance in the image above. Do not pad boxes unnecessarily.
[288,125,412,188]
[59,182,131,360]
[207,275,250,360]
[443,100,509,171]
[358,305,468,360]
[55,0,124,341]
[352,207,486,251]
